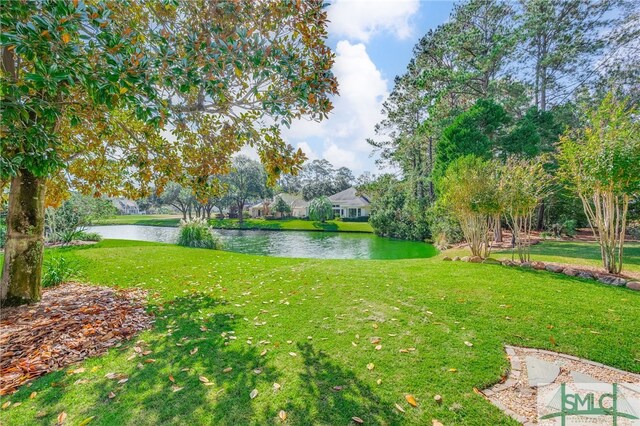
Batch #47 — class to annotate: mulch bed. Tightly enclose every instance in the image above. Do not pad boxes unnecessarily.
[0,283,152,395]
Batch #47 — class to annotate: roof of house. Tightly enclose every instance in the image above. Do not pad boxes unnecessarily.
[111,198,139,209]
[328,187,370,208]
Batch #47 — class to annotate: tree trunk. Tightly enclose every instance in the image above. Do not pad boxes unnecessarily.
[1,169,46,306]
[536,200,545,231]
[237,202,245,224]
[494,216,503,243]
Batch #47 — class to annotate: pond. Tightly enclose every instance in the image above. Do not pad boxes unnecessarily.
[87,225,437,260]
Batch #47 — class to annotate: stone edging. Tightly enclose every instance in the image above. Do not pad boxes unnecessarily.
[442,256,640,292]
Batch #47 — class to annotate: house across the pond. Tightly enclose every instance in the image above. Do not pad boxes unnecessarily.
[328,187,370,219]
[248,187,370,220]
[111,198,140,215]
[249,193,309,218]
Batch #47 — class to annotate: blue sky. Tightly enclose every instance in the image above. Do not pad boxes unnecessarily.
[280,0,455,175]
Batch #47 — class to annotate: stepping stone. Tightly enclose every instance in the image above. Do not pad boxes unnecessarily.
[526,356,560,387]
[570,371,602,383]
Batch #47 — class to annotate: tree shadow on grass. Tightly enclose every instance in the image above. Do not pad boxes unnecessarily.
[285,342,401,425]
[15,293,282,425]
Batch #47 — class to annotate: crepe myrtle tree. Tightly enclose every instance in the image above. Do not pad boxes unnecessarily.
[557,93,640,274]
[0,0,338,305]
[309,196,333,223]
[439,156,502,258]
[499,157,551,262]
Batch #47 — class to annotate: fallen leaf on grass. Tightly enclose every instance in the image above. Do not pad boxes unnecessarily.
[549,336,557,346]
[289,352,297,357]
[169,375,175,383]
[223,367,233,373]
[448,368,458,373]
[366,363,375,371]
[30,391,37,399]
[2,401,11,409]
[78,416,96,426]
[171,386,184,393]
[199,376,210,383]
[432,420,443,426]
[405,394,418,407]
[190,347,199,355]
[273,383,281,391]
[332,385,343,392]
[108,392,116,399]
[375,345,382,350]
[250,389,258,399]
[260,349,267,356]
[352,416,364,424]
[278,410,287,421]
[464,341,473,347]
[394,403,405,413]
[57,411,68,424]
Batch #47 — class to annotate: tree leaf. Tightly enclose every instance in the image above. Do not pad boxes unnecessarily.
[278,410,287,421]
[250,389,258,399]
[57,411,68,424]
[394,403,405,413]
[405,394,418,407]
[61,33,70,44]
[78,416,96,426]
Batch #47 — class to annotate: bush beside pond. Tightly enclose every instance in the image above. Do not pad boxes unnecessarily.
[177,219,223,249]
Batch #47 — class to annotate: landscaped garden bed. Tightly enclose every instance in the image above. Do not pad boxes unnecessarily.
[0,283,151,396]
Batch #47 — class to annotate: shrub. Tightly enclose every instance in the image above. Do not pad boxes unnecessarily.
[309,196,333,222]
[177,219,223,249]
[42,257,79,288]
[76,231,103,242]
[425,201,463,249]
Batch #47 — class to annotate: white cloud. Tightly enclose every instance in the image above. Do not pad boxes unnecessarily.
[323,143,362,170]
[284,41,388,173]
[328,0,419,43]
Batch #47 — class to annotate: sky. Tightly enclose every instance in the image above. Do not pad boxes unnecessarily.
[280,0,455,175]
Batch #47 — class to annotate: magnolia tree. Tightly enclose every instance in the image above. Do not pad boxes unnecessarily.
[440,156,501,258]
[0,0,337,305]
[499,157,550,262]
[309,196,333,223]
[558,93,640,274]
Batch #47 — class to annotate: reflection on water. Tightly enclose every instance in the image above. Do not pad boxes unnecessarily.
[87,225,437,260]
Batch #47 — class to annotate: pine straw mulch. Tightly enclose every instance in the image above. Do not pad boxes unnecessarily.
[0,283,152,395]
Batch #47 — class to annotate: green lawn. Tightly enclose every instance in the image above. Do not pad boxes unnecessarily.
[209,218,373,233]
[93,214,182,227]
[1,240,639,425]
[93,215,374,233]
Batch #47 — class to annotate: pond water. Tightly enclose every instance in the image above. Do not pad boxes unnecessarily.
[87,225,437,260]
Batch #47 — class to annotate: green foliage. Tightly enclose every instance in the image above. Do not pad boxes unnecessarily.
[558,94,640,198]
[433,99,510,184]
[308,196,333,223]
[557,92,640,273]
[500,107,563,158]
[177,219,222,250]
[42,257,79,288]
[272,196,291,217]
[44,201,86,244]
[440,156,501,257]
[425,201,464,249]
[76,232,103,242]
[366,175,430,241]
